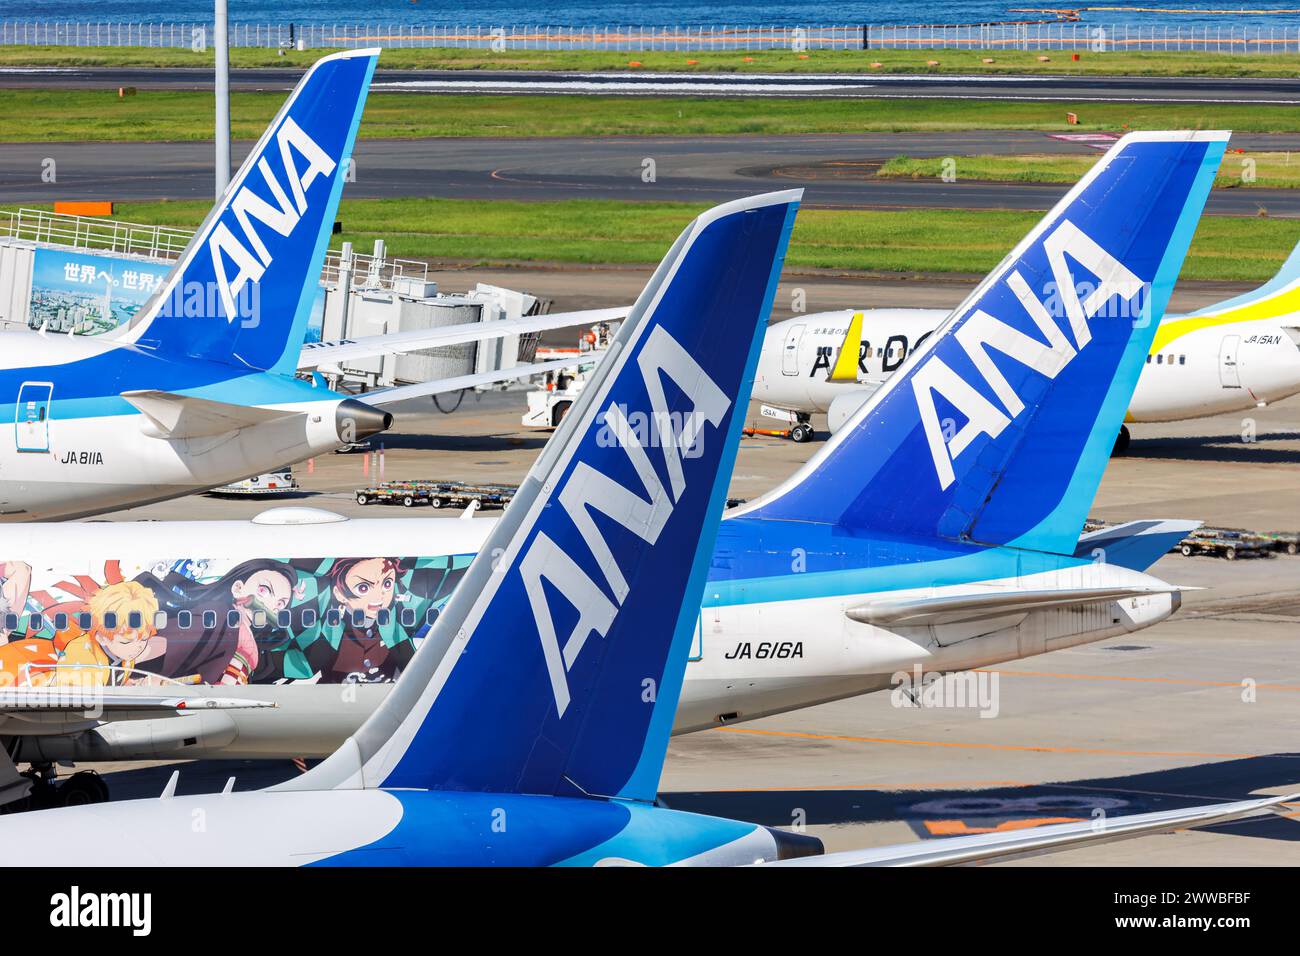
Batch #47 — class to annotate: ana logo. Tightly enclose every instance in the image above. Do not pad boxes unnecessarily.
[519,325,730,717]
[207,116,337,322]
[912,219,1143,489]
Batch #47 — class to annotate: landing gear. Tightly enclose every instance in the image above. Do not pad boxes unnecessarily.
[1112,425,1131,457]
[0,764,110,814]
[790,419,814,444]
[58,771,110,807]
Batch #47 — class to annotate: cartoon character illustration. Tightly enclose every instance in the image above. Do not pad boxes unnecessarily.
[138,559,299,685]
[0,637,59,687]
[0,560,32,641]
[301,557,413,684]
[51,581,162,687]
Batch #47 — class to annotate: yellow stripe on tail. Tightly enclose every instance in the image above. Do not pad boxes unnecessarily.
[829,312,863,382]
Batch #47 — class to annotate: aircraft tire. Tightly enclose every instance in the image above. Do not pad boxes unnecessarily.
[790,423,814,444]
[58,771,109,808]
[1111,425,1130,456]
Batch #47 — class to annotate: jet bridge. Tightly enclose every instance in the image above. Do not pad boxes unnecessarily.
[0,207,544,393]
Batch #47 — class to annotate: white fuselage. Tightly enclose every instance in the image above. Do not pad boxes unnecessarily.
[753,309,1300,425]
[3,512,1178,764]
[0,333,358,520]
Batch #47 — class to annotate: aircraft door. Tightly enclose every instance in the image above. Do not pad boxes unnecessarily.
[781,324,805,376]
[1219,335,1241,388]
[15,381,53,453]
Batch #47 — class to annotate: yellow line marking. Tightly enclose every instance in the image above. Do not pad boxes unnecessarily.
[979,667,1300,692]
[714,725,1259,759]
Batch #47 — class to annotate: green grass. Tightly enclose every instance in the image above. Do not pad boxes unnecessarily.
[879,151,1300,188]
[3,44,1299,77]
[100,198,1300,282]
[4,88,1300,141]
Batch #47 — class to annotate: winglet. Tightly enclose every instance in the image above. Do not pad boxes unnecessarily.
[827,312,863,382]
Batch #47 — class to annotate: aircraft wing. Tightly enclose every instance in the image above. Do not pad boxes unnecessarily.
[846,584,1181,627]
[0,690,276,722]
[297,307,628,370]
[359,356,594,407]
[767,791,1299,866]
[122,390,303,439]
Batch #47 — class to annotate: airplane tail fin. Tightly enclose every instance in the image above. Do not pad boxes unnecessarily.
[283,190,801,802]
[1149,230,1300,355]
[127,48,378,375]
[735,131,1227,557]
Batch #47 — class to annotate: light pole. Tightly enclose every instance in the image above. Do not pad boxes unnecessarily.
[214,0,231,198]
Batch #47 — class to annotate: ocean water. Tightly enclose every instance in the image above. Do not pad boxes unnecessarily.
[3,0,1299,28]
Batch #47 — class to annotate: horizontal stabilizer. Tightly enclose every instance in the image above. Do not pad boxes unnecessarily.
[122,389,303,439]
[0,690,275,718]
[769,791,1299,867]
[1075,518,1202,572]
[298,307,628,370]
[847,583,1179,627]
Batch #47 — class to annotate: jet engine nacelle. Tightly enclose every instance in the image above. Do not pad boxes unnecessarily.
[826,387,877,434]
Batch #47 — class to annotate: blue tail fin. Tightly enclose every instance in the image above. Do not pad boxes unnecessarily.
[738,131,1227,556]
[288,190,801,802]
[130,49,377,375]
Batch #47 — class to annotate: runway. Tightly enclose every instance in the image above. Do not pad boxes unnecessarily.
[6,65,1300,104]
[6,130,1300,214]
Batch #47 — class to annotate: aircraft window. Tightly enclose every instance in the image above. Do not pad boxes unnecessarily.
[1179,355,1186,365]
[425,609,439,626]
[400,607,416,628]
[2,613,16,632]
[127,611,143,629]
[326,609,341,627]
[178,610,192,629]
[227,610,240,627]
[154,611,167,630]
[377,609,390,626]
[1145,355,1152,363]
[203,610,217,629]
[77,612,91,630]
[251,610,267,628]
[351,609,366,627]
[276,610,292,628]
[1156,354,1163,364]
[102,612,116,630]
[301,608,317,628]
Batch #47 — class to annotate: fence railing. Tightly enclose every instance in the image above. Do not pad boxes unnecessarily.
[2,21,1299,54]
[0,207,431,293]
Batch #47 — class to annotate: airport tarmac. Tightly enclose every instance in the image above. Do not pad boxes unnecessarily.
[7,131,1300,215]
[7,65,1300,106]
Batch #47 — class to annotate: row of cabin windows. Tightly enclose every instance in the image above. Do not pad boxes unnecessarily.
[1146,354,1187,365]
[1,606,437,635]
